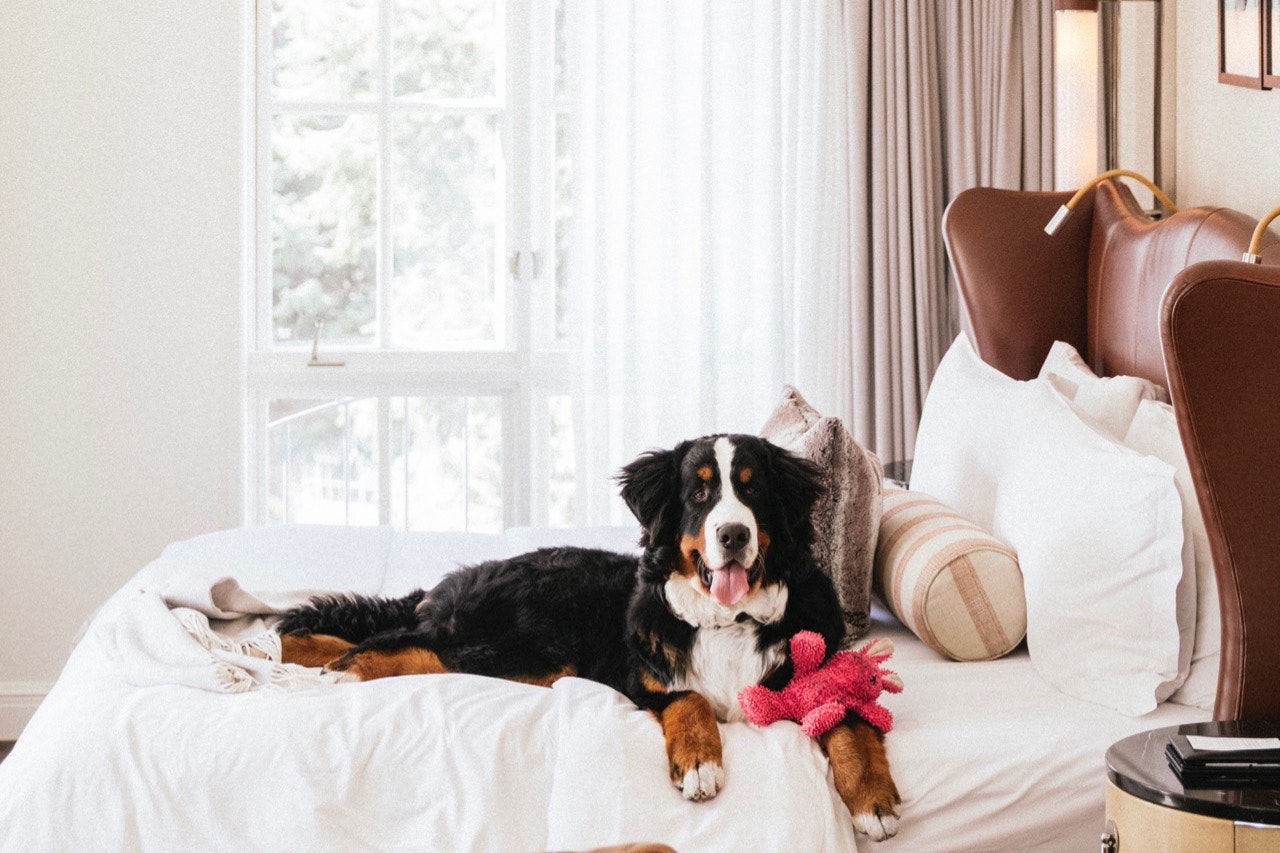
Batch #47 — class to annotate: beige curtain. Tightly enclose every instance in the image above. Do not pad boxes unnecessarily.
[940,1,1055,195]
[838,0,1054,463]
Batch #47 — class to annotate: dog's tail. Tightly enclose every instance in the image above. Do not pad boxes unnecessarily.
[276,589,426,643]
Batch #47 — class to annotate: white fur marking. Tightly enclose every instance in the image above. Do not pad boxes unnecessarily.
[703,437,757,570]
[325,669,361,684]
[662,578,788,723]
[678,760,725,801]
[665,575,788,630]
[677,622,786,721]
[854,810,899,841]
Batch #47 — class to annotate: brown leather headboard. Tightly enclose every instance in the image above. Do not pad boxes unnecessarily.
[942,181,1279,384]
[942,179,1280,722]
[1163,260,1280,722]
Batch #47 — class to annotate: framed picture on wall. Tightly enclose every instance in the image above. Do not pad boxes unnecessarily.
[1220,0,1266,88]
[1266,0,1280,89]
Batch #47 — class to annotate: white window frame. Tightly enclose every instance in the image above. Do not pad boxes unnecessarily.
[244,0,572,531]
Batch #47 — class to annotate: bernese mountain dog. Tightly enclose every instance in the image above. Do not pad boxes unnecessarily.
[277,433,901,840]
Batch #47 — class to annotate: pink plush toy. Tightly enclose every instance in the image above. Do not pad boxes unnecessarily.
[739,631,902,737]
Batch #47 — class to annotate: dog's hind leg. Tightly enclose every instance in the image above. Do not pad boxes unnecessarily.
[279,632,356,668]
[325,645,451,682]
[507,665,579,687]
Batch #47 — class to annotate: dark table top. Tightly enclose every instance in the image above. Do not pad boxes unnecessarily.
[1106,721,1280,825]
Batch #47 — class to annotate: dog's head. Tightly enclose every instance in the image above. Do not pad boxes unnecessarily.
[618,434,822,611]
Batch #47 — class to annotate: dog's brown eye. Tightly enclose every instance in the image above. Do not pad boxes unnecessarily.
[741,484,758,497]
[693,485,710,503]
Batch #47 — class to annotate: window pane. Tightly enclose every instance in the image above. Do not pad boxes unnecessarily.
[554,113,573,341]
[393,0,499,99]
[273,114,378,345]
[554,0,568,98]
[267,398,380,525]
[547,395,576,526]
[391,112,501,348]
[391,396,503,531]
[272,0,377,101]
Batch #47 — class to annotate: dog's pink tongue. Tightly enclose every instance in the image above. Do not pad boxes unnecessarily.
[710,563,749,607]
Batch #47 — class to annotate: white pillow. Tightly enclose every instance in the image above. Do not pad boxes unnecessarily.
[912,335,1189,715]
[1039,342,1216,711]
[1038,341,1168,437]
[1124,400,1219,711]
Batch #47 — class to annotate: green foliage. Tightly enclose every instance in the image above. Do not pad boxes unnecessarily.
[272,115,378,343]
[264,0,570,531]
[270,0,499,347]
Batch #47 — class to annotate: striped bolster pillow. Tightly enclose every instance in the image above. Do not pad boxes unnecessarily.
[874,488,1026,661]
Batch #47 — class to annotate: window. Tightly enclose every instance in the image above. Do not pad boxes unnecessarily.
[249,0,576,531]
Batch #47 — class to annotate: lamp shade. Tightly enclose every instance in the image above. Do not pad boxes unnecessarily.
[1054,5,1101,190]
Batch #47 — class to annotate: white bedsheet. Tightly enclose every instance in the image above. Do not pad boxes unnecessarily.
[0,525,1208,852]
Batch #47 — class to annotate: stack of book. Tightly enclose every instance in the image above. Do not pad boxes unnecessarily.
[1166,733,1280,787]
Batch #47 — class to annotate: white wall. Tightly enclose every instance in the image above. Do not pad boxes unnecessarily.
[0,3,243,736]
[1175,1,1280,220]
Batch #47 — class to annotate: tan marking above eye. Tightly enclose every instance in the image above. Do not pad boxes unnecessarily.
[739,468,753,484]
[697,465,713,482]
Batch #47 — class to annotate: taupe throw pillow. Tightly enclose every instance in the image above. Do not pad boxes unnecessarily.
[760,385,882,641]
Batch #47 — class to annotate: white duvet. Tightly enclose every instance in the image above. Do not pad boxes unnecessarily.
[0,524,1207,852]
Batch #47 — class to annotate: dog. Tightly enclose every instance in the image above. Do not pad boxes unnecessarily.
[277,433,901,840]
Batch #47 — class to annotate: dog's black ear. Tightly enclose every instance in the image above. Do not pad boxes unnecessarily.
[764,442,824,549]
[616,443,687,548]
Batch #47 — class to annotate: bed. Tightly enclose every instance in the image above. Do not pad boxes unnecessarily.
[1,180,1277,852]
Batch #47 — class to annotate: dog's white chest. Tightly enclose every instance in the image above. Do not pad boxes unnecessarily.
[677,624,785,722]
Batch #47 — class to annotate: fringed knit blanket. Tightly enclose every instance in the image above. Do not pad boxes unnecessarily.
[99,577,338,692]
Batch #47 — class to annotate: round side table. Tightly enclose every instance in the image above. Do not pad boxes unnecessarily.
[1105,721,1280,853]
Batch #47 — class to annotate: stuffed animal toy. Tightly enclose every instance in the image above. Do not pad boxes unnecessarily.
[738,630,902,737]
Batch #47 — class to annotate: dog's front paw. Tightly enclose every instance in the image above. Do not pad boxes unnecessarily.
[821,721,901,841]
[849,763,901,835]
[846,773,900,840]
[659,692,724,801]
[671,758,724,801]
[852,799,900,842]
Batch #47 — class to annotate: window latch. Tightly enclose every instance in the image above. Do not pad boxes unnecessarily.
[509,250,541,283]
[308,319,345,368]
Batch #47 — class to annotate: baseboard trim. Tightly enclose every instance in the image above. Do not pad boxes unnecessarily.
[0,682,52,740]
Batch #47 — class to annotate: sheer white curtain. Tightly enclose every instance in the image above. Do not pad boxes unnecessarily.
[567,0,855,524]
[562,1,1053,524]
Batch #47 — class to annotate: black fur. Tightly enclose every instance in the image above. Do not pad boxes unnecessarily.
[276,590,425,643]
[279,434,847,712]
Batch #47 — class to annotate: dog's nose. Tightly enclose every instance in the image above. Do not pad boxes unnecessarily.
[717,523,751,553]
